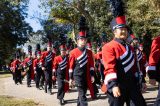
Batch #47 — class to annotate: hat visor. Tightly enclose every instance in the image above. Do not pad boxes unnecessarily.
[60,48,66,51]
[76,36,87,40]
[113,24,126,31]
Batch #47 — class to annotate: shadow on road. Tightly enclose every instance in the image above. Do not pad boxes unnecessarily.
[65,98,78,104]
[65,93,107,105]
[68,89,78,93]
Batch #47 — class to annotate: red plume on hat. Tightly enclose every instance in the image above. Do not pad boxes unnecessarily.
[77,16,87,39]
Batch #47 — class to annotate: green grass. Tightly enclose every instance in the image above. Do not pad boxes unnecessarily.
[0,70,12,78]
[0,70,10,73]
[0,74,12,78]
[0,96,39,106]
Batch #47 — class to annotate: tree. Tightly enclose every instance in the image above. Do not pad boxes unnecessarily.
[42,19,72,41]
[0,0,33,66]
[39,0,160,58]
[124,0,160,58]
[39,0,112,40]
[40,0,160,37]
[126,0,160,37]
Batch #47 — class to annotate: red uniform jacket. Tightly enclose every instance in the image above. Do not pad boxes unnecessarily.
[12,59,21,73]
[33,58,42,71]
[94,51,104,71]
[146,36,160,81]
[95,51,102,62]
[102,38,143,91]
[23,57,34,79]
[41,51,55,69]
[52,55,69,92]
[69,48,95,99]
[10,61,14,72]
[95,51,102,60]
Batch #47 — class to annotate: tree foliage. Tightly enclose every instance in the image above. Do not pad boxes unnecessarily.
[42,19,72,41]
[0,0,33,65]
[126,0,160,37]
[39,0,160,58]
[39,0,112,42]
[40,0,160,38]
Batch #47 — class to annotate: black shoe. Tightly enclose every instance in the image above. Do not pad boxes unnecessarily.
[59,99,65,105]
[38,87,42,90]
[45,88,47,93]
[36,86,41,90]
[27,85,31,87]
[41,86,44,90]
[53,85,56,88]
[61,99,65,104]
[40,85,44,90]
[93,94,100,100]
[39,87,42,90]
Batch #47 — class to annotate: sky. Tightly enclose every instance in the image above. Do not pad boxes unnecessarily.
[23,0,48,52]
[25,0,46,32]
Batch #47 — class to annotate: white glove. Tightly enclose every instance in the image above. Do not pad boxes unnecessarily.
[91,76,95,83]
[42,67,46,71]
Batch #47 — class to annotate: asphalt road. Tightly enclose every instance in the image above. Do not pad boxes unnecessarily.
[0,77,158,106]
